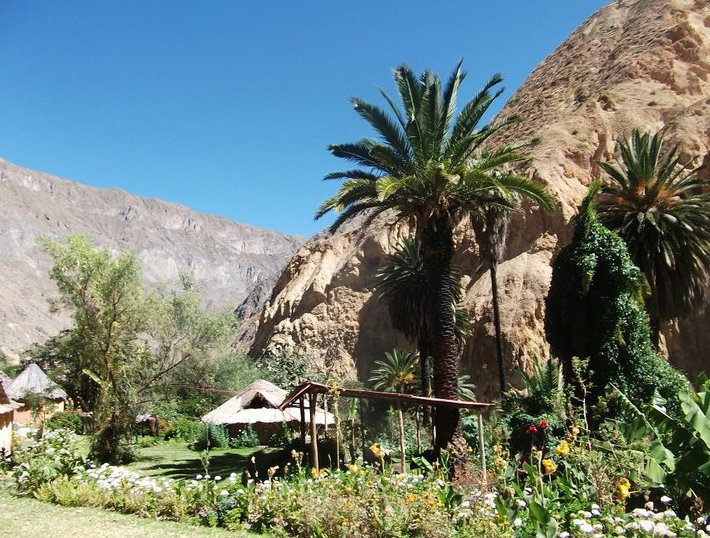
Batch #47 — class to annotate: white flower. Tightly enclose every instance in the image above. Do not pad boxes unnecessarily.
[214,475,222,481]
[645,501,654,511]
[516,499,527,508]
[639,520,654,532]
[513,518,523,527]
[660,495,672,504]
[559,533,570,538]
[579,522,594,534]
[196,474,203,480]
[220,489,229,497]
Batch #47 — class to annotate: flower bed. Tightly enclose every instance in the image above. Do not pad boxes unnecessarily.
[6,429,710,537]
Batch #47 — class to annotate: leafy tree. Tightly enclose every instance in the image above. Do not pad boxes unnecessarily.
[317,61,552,452]
[139,274,242,416]
[369,349,419,472]
[596,130,710,347]
[42,235,147,463]
[545,183,689,422]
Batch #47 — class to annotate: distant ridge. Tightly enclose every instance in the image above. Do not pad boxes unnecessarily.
[0,158,304,358]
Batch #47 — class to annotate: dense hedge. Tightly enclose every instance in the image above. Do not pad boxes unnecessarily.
[545,184,688,418]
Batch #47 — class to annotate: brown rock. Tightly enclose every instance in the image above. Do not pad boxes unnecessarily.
[251,0,710,396]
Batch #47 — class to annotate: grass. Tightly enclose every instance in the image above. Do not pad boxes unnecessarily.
[125,439,289,480]
[0,485,263,538]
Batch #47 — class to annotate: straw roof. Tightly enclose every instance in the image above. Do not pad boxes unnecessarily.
[0,383,21,414]
[202,379,334,426]
[6,363,67,401]
[0,371,13,391]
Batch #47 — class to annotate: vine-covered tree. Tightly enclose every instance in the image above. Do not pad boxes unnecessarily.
[545,183,689,420]
[317,62,552,453]
[596,130,710,347]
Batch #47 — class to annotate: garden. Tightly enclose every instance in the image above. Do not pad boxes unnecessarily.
[2,62,710,537]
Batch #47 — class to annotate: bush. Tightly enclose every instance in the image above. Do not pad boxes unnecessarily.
[545,184,689,421]
[162,417,204,443]
[45,410,85,434]
[190,424,229,451]
[228,426,259,449]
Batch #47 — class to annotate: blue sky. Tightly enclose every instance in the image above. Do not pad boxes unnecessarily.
[0,1,607,237]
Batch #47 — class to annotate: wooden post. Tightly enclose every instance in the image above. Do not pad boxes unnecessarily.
[478,413,487,484]
[309,392,319,472]
[299,396,306,447]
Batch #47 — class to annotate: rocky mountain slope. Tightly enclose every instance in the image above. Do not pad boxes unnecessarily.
[250,0,710,399]
[0,158,304,359]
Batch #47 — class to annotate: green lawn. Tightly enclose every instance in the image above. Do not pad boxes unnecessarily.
[0,487,264,538]
[125,440,289,480]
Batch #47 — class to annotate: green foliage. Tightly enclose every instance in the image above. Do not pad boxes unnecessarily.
[613,374,710,508]
[161,416,205,443]
[267,423,292,449]
[191,424,229,451]
[501,359,567,456]
[45,410,85,435]
[545,184,689,420]
[254,352,320,390]
[229,426,260,449]
[596,130,710,339]
[42,234,146,463]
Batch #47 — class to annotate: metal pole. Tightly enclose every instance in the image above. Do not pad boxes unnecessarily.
[478,413,487,484]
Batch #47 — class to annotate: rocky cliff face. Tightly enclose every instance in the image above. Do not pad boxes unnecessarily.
[0,158,304,358]
[250,0,710,400]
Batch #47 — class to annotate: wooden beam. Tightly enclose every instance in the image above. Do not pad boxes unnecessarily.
[309,392,319,472]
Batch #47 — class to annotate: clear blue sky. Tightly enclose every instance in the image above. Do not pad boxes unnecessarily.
[0,1,607,237]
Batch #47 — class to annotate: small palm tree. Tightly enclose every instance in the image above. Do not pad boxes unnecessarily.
[369,349,419,472]
[316,62,553,452]
[596,130,710,347]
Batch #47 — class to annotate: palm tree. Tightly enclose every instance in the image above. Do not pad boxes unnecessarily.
[374,237,471,402]
[316,62,553,453]
[596,130,710,347]
[471,188,530,396]
[369,349,419,473]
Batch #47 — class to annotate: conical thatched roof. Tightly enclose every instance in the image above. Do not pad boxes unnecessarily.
[6,363,67,401]
[0,383,21,414]
[0,371,13,391]
[202,379,334,426]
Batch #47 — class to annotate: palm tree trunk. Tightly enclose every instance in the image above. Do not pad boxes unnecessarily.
[421,217,460,454]
[490,262,506,395]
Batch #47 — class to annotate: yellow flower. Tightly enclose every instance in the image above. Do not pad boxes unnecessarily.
[554,440,570,458]
[347,464,358,474]
[614,477,631,502]
[541,459,557,475]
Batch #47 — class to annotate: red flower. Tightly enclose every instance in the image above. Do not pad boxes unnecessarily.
[526,424,538,435]
[539,419,548,429]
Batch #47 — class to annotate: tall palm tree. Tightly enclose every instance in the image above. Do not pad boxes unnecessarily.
[374,237,471,402]
[316,62,553,452]
[369,349,419,473]
[596,130,710,347]
[471,188,530,396]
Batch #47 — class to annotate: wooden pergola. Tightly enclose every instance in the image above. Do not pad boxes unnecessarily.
[279,380,495,478]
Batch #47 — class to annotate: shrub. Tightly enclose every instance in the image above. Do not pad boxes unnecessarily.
[190,424,229,451]
[545,183,689,422]
[162,417,204,443]
[228,426,259,449]
[45,410,85,434]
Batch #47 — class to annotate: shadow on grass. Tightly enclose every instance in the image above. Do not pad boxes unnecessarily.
[133,446,290,480]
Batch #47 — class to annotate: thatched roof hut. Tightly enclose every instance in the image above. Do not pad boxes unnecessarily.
[202,379,333,442]
[0,371,13,392]
[6,363,67,401]
[7,364,67,426]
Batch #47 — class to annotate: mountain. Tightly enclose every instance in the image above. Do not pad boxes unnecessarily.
[0,157,304,359]
[249,0,710,399]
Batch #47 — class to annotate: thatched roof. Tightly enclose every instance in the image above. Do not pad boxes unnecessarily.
[6,363,67,401]
[0,383,21,414]
[202,379,334,426]
[0,371,13,391]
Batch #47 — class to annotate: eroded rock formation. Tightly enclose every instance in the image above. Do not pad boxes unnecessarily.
[250,0,710,399]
